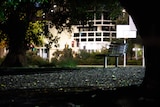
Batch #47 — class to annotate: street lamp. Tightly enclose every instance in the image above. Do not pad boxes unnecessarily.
[132,47,141,60]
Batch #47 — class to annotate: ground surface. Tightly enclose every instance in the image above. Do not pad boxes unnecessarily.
[1,66,158,107]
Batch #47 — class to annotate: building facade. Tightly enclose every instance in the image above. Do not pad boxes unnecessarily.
[72,12,117,52]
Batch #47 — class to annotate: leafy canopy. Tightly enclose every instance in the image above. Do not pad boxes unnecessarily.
[0,0,122,25]
[0,0,123,46]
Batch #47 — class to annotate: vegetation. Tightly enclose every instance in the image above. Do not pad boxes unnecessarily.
[51,47,77,68]
[0,47,142,67]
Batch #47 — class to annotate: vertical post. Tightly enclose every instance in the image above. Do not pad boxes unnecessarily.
[123,38,127,67]
[142,46,145,67]
[115,57,118,67]
[104,56,107,68]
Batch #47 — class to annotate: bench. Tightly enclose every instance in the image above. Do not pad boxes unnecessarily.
[96,43,128,68]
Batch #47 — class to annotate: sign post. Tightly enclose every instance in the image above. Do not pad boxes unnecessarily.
[123,38,127,67]
[116,15,137,67]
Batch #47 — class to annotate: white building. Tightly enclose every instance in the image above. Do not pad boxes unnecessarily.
[72,19,116,52]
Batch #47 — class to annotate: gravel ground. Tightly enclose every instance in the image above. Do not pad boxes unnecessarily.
[0,67,145,91]
[1,67,153,107]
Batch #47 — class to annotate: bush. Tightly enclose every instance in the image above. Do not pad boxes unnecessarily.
[26,51,55,67]
[56,58,77,68]
[127,59,142,65]
[51,47,77,68]
[74,50,143,66]
[74,50,105,65]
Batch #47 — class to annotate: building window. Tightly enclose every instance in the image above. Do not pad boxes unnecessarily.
[102,26,109,31]
[103,32,110,36]
[76,39,79,42]
[96,21,101,24]
[96,38,101,41]
[81,38,86,41]
[81,33,86,37]
[88,33,94,36]
[111,26,116,31]
[103,38,109,41]
[96,32,101,36]
[79,26,97,31]
[89,26,97,31]
[83,28,89,31]
[88,38,94,41]
[111,22,116,25]
[74,33,79,37]
[103,21,111,24]
[88,22,94,26]
[112,33,116,37]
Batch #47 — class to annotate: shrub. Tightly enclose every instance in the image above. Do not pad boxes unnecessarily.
[51,47,77,68]
[56,58,77,68]
[26,51,55,67]
[127,59,142,65]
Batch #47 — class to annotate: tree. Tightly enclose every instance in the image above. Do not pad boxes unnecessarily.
[0,0,122,67]
[119,0,160,99]
[0,0,46,67]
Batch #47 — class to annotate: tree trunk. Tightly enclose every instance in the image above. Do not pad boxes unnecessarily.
[119,0,160,98]
[0,14,27,67]
[1,52,27,67]
[141,45,160,97]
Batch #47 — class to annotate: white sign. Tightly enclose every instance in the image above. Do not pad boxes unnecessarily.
[116,25,136,38]
[116,15,137,38]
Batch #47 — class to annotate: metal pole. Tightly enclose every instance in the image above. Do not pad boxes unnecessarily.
[142,46,145,67]
[104,56,107,68]
[123,38,126,67]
